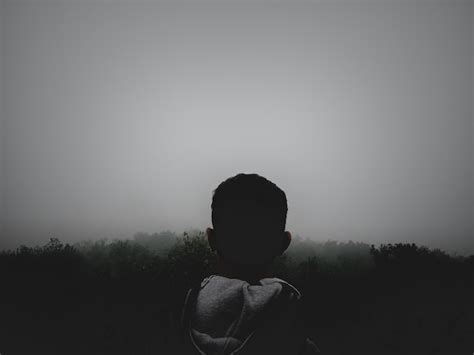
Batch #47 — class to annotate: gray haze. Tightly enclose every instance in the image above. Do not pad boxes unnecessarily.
[0,0,472,254]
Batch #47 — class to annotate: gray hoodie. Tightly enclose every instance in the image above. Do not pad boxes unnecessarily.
[180,275,320,355]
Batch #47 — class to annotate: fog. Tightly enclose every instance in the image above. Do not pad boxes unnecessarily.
[0,0,472,254]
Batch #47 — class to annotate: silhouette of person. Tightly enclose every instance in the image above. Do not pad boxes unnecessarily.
[180,173,320,354]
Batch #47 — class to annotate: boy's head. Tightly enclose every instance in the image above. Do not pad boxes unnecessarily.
[207,173,291,266]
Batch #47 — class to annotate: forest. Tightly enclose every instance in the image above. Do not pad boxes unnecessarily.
[0,231,472,355]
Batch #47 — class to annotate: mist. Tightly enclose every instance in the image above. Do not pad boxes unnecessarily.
[0,0,472,254]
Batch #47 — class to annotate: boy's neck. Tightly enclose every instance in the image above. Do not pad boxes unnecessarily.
[216,257,273,285]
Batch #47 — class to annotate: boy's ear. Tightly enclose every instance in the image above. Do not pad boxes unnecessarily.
[280,231,292,254]
[207,227,217,251]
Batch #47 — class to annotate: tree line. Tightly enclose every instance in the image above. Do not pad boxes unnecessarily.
[0,232,472,354]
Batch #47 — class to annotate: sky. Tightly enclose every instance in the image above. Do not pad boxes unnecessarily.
[0,0,472,254]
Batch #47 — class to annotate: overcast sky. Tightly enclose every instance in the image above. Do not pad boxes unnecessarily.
[0,0,472,254]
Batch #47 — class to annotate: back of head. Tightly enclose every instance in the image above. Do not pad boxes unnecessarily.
[211,173,288,266]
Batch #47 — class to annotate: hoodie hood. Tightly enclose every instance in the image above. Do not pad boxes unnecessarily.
[183,275,301,355]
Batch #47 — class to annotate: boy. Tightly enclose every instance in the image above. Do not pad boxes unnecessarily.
[180,173,320,354]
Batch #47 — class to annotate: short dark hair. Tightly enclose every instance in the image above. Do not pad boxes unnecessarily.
[211,173,288,265]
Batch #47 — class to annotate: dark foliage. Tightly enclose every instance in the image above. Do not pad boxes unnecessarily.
[0,234,472,354]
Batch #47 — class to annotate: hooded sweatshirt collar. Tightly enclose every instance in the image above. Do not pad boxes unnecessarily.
[185,275,301,355]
